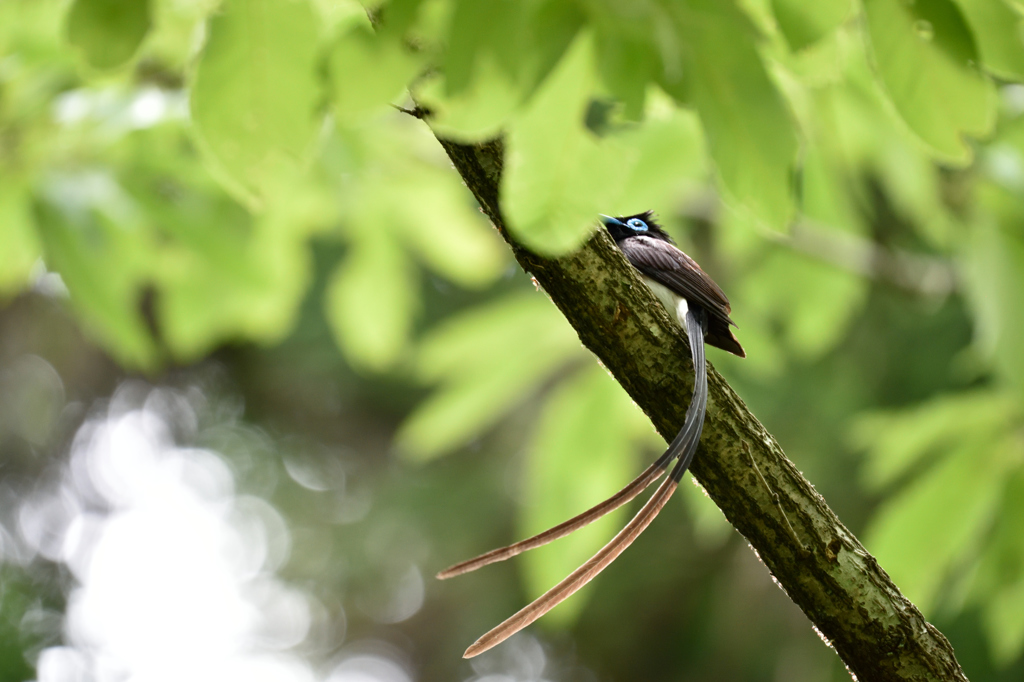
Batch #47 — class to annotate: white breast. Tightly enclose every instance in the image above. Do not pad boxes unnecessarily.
[642,276,688,326]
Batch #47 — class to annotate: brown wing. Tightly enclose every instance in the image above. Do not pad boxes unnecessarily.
[618,237,733,323]
[617,237,744,357]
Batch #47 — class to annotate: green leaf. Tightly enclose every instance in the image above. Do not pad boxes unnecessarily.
[737,246,867,358]
[416,57,524,142]
[66,0,150,70]
[410,294,570,382]
[970,471,1024,593]
[612,94,708,213]
[799,142,865,235]
[865,435,1007,613]
[519,366,642,624]
[396,294,583,460]
[158,216,314,361]
[190,0,322,202]
[325,230,418,372]
[444,0,523,96]
[953,0,1024,81]
[963,182,1024,398]
[385,174,507,288]
[332,114,506,286]
[984,579,1024,665]
[413,0,552,141]
[594,26,658,119]
[864,0,997,164]
[808,57,955,246]
[771,0,853,51]
[502,32,635,255]
[519,0,585,95]
[851,391,1018,489]
[111,126,322,362]
[419,0,581,135]
[0,181,42,295]
[34,177,158,368]
[672,0,798,231]
[971,471,1024,664]
[329,23,422,122]
[441,0,582,99]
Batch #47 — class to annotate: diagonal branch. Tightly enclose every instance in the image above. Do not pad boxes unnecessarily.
[434,135,968,682]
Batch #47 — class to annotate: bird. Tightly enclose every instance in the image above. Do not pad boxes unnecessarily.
[437,211,744,658]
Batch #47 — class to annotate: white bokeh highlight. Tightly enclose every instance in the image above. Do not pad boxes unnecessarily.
[18,385,411,682]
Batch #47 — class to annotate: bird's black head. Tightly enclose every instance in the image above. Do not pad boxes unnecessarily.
[600,211,675,244]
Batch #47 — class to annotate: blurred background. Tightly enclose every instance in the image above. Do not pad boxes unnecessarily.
[3,0,1024,680]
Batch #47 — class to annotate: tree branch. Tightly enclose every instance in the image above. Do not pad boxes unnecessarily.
[434,136,968,682]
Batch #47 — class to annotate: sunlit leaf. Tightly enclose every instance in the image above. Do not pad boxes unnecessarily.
[415,0,576,141]
[771,0,853,52]
[737,246,866,358]
[444,0,523,95]
[502,32,635,255]
[594,27,658,119]
[809,57,955,246]
[386,175,507,289]
[113,127,321,361]
[953,0,1024,81]
[159,219,313,361]
[612,97,707,215]
[396,294,584,460]
[325,230,418,372]
[329,23,422,122]
[972,471,1024,664]
[985,580,1024,664]
[190,0,322,202]
[416,56,524,142]
[864,0,997,163]
[66,0,150,70]
[671,0,798,232]
[851,391,1018,489]
[964,186,1024,399]
[34,177,158,368]
[958,466,1024,659]
[970,470,1024,588]
[440,0,582,99]
[800,142,865,235]
[865,436,1007,613]
[332,117,506,287]
[520,0,586,95]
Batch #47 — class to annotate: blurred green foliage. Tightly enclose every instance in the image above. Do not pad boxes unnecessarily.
[4,0,1024,678]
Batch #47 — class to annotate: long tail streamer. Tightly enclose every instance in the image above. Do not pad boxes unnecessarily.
[446,308,710,658]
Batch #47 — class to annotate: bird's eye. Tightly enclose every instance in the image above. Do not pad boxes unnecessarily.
[627,218,648,231]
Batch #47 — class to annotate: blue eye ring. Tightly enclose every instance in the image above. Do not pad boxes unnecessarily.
[627,218,648,231]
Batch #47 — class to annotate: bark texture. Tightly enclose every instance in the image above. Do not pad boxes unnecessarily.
[435,136,969,682]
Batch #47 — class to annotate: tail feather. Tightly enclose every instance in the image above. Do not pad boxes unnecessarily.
[706,317,744,357]
[437,309,710,582]
[670,307,708,481]
[463,476,681,658]
[436,460,666,579]
[453,307,712,657]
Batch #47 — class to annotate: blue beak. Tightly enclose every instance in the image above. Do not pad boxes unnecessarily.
[600,214,625,227]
